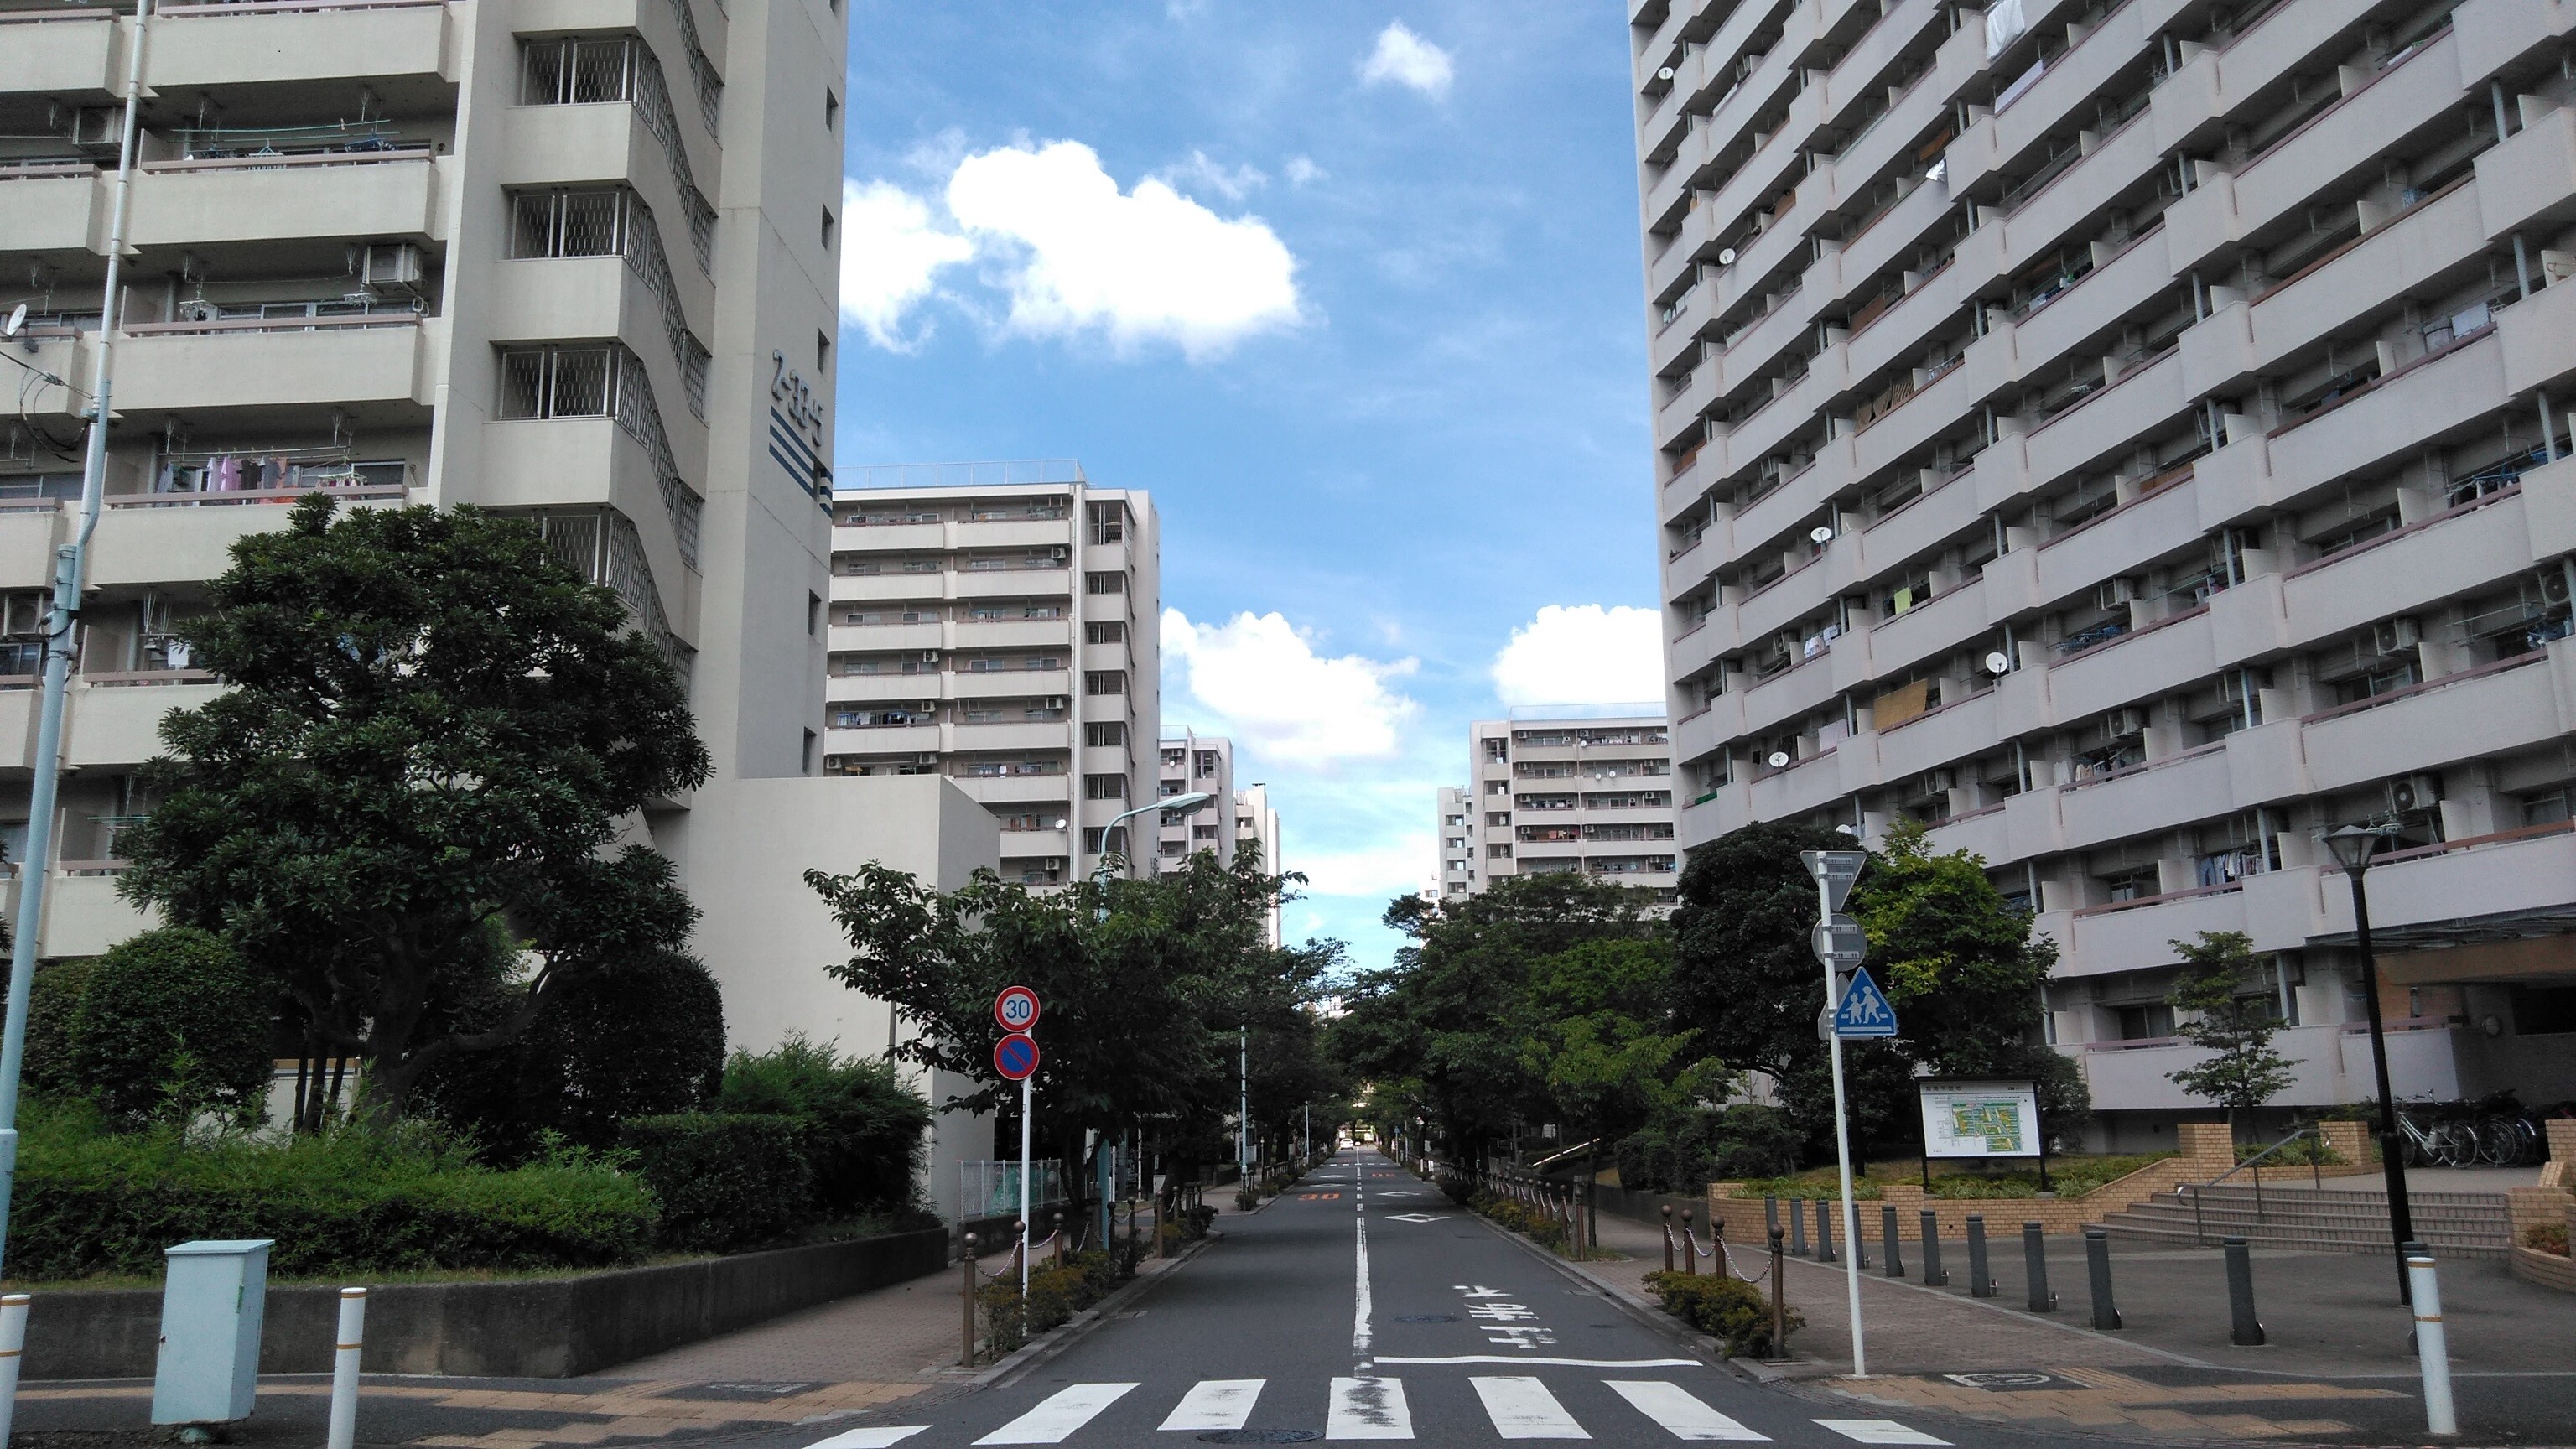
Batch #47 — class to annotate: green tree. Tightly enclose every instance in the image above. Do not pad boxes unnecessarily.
[2165,931,2295,1138]
[719,1035,935,1216]
[1517,937,1716,1177]
[117,495,711,1121]
[70,927,273,1125]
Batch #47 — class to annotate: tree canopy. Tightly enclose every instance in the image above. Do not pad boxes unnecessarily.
[117,495,711,1120]
[2165,930,2295,1134]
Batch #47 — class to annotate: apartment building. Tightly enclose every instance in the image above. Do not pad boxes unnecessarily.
[1156,731,1285,944]
[1435,785,1477,902]
[823,465,1161,888]
[1461,709,1680,901]
[1633,0,2576,1140]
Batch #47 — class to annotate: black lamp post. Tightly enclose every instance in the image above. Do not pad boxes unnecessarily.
[2322,824,2415,1301]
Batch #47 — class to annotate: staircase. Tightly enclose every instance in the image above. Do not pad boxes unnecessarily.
[2101,1182,2513,1258]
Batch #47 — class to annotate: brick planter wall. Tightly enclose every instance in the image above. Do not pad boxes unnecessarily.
[1702,1123,2238,1244]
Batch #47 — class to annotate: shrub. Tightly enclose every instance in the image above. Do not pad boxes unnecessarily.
[70,927,272,1125]
[2524,1223,2568,1257]
[717,1034,933,1216]
[977,1249,1125,1358]
[1618,1106,1803,1192]
[9,1104,654,1280]
[1731,1176,1883,1200]
[22,959,95,1099]
[1642,1270,1800,1358]
[617,1114,813,1253]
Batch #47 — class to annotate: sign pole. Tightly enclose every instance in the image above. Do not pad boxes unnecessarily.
[1020,1070,1032,1295]
[1804,851,1872,1380]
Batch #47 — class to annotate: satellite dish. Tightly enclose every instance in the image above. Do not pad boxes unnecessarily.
[1717,247,1739,266]
[1809,525,1834,544]
[0,304,23,340]
[1767,750,1791,769]
[1657,66,1676,81]
[1836,823,1861,836]
[1984,651,2013,674]
[1052,818,1068,829]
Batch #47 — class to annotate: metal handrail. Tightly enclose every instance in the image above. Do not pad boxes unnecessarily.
[2176,1125,2324,1243]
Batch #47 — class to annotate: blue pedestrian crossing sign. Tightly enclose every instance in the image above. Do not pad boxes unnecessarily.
[1834,965,1899,1037]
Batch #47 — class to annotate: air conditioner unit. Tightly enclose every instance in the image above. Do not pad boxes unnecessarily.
[2371,617,2421,655]
[919,650,939,662]
[2095,578,2137,610]
[357,242,423,294]
[3,594,43,637]
[1048,546,1068,559]
[1046,696,1067,709]
[2544,570,2573,607]
[52,105,119,153]
[2386,773,2442,813]
[1919,769,1955,796]
[2105,706,2147,736]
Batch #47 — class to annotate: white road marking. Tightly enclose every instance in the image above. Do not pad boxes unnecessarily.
[973,1384,1138,1444]
[1353,1172,1373,1363]
[802,1430,927,1449]
[1373,1356,1699,1368]
[1327,1376,1413,1439]
[1813,1420,1950,1445]
[1160,1379,1265,1431]
[1603,1381,1769,1441]
[1471,1377,1590,1439]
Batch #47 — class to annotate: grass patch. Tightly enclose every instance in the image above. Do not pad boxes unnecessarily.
[1727,1153,2174,1199]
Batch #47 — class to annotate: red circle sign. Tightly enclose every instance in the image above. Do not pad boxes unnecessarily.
[995,1032,1040,1081]
[994,985,1041,1033]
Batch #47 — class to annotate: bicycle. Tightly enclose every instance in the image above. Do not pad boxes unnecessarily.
[2396,1104,2475,1167]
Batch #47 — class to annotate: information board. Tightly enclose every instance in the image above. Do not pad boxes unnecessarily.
[1918,1078,2043,1159]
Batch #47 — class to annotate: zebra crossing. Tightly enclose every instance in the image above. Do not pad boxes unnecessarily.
[808,1379,1953,1446]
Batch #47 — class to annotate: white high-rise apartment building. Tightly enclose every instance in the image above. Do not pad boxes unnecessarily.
[1457,709,1680,901]
[824,465,1161,888]
[1633,0,2576,1137]
[1156,731,1285,944]
[0,0,849,958]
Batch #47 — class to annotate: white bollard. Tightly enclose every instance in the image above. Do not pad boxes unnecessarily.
[2406,1251,2456,1437]
[0,1292,30,1447]
[326,1288,366,1449]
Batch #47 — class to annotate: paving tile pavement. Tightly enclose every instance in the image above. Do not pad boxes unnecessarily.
[597,1261,974,1385]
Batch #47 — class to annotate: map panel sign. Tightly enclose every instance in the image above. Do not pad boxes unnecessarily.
[1919,1078,2042,1159]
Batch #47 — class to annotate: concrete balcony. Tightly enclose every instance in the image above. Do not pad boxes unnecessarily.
[828,622,937,652]
[2075,1024,2407,1111]
[485,257,708,473]
[2023,351,2187,499]
[1856,469,1980,580]
[2033,473,2199,608]
[2498,257,2576,394]
[1740,654,1841,740]
[1670,698,1742,766]
[833,521,943,551]
[951,568,1071,600]
[2065,882,2254,977]
[1923,800,2010,862]
[112,314,435,414]
[2058,742,2231,852]
[821,723,937,755]
[952,668,1071,699]
[831,573,947,604]
[2244,182,2484,382]
[2314,823,2576,941]
[954,618,1074,649]
[824,673,941,703]
[2264,330,2504,499]
[1863,577,1986,681]
[61,678,221,768]
[2475,98,2576,242]
[1875,688,1998,780]
[1839,191,1971,369]
[2010,227,2173,380]
[1649,288,1720,377]
[954,517,1072,550]
[2300,648,2568,792]
[1748,747,1847,818]
[1734,558,1832,647]
[128,151,448,250]
[2047,606,2216,721]
[0,173,100,255]
[2279,488,2530,649]
[148,0,457,90]
[949,720,1069,753]
[473,418,699,636]
[2455,0,2576,85]
[953,775,1074,808]
[996,828,1072,860]
[14,870,154,960]
[86,484,408,589]
[0,12,122,99]
[1986,0,2150,177]
[1995,122,2163,299]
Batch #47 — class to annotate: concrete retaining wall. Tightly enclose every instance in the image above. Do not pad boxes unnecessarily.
[24,1227,950,1382]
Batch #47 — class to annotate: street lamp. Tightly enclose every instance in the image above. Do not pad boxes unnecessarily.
[1093,792,1213,891]
[2322,823,2415,1300]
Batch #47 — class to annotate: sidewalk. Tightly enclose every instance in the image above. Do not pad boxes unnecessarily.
[1565,1204,2575,1444]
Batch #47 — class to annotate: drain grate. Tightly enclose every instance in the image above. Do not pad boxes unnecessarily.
[1394,1313,1457,1322]
[1198,1431,1322,1444]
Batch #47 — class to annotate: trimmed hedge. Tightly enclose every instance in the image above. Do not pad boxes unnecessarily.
[976,1249,1124,1358]
[1641,1270,1800,1358]
[618,1114,813,1253]
[9,1108,655,1281]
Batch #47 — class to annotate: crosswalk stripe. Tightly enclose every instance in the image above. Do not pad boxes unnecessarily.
[1470,1377,1588,1440]
[1603,1381,1769,1441]
[974,1384,1138,1445]
[802,1429,927,1449]
[1161,1379,1265,1431]
[1327,1375,1413,1439]
[1813,1420,1950,1446]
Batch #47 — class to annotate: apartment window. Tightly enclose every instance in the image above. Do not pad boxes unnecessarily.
[801,729,816,774]
[1086,621,1126,644]
[1084,773,1127,800]
[1483,738,1508,761]
[1487,844,1513,860]
[507,188,630,258]
[807,591,820,636]
[1160,779,1185,797]
[1085,669,1126,695]
[1088,502,1124,544]
[498,345,617,418]
[2115,1002,2176,1041]
[1193,823,1219,840]
[824,88,839,130]
[1195,750,1219,778]
[1085,721,1125,746]
[1085,571,1126,595]
[520,37,636,106]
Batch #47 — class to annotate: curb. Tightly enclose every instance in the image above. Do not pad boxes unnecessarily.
[1453,1205,1736,1370]
[971,1230,1223,1389]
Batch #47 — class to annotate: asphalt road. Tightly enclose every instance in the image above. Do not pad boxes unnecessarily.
[792,1150,2096,1448]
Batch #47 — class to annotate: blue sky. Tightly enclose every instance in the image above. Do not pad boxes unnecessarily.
[837,2,1661,970]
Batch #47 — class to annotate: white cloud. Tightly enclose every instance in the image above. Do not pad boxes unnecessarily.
[1159,149,1268,202]
[1359,21,1453,97]
[1163,608,1420,765]
[1285,155,1328,186]
[947,140,1301,359]
[1491,605,1666,708]
[1295,838,1435,898]
[838,179,974,351]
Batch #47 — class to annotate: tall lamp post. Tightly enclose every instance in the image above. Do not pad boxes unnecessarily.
[2322,824,2415,1301]
[1093,792,1212,893]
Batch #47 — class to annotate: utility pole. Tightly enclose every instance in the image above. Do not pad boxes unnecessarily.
[0,0,153,1281]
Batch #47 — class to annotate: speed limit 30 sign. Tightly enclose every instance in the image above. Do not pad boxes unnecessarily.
[994,985,1041,1033]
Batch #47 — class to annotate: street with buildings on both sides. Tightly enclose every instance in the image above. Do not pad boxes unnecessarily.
[22,1150,2572,1449]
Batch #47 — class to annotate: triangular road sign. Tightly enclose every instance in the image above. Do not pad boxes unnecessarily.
[1833,964,1899,1037]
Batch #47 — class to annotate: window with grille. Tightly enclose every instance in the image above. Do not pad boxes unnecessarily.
[1084,773,1127,800]
[510,189,629,258]
[499,346,619,418]
[1084,571,1125,595]
[521,37,636,105]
